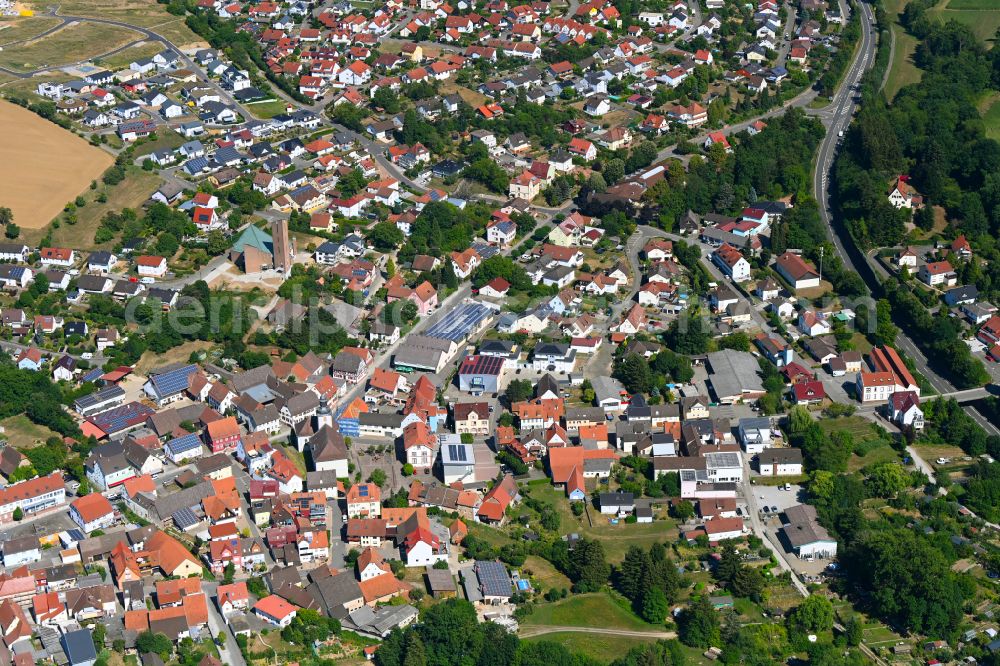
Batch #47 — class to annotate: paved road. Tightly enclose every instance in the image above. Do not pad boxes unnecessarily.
[775,2,799,67]
[202,580,250,666]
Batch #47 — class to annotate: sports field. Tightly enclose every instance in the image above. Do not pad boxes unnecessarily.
[0,99,113,230]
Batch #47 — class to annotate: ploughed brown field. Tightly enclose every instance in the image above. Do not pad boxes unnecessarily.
[0,99,113,229]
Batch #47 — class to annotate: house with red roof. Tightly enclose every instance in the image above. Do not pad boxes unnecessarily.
[476,473,519,525]
[69,493,115,533]
[253,595,298,627]
[791,381,825,405]
[567,137,596,160]
[480,277,511,299]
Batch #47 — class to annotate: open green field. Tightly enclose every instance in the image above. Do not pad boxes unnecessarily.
[522,632,660,662]
[930,0,1000,43]
[817,415,875,441]
[95,40,162,71]
[0,16,61,45]
[23,165,161,248]
[523,555,572,591]
[245,98,292,119]
[0,21,140,73]
[26,0,205,47]
[521,592,658,631]
[883,0,922,100]
[0,414,58,449]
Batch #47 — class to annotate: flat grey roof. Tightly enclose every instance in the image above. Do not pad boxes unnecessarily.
[706,350,764,399]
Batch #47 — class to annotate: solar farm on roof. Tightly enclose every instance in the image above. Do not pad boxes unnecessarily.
[149,364,198,394]
[74,384,125,412]
[424,302,493,342]
[86,401,155,435]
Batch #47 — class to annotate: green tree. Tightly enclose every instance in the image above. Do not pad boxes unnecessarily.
[567,537,610,592]
[641,586,669,624]
[369,220,405,250]
[505,379,533,404]
[678,597,720,648]
[614,353,653,394]
[864,462,909,498]
[787,595,834,635]
[135,632,172,658]
[370,469,387,487]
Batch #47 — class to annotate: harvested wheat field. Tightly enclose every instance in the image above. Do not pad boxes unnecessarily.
[0,99,113,229]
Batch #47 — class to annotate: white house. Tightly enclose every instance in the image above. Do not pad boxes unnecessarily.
[888,391,923,430]
[757,448,803,476]
[136,255,168,278]
[711,244,751,283]
[69,494,116,533]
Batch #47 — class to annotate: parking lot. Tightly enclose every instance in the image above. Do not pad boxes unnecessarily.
[751,481,804,517]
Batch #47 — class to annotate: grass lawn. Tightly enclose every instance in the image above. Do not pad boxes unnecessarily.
[521,592,657,631]
[523,555,572,590]
[983,95,1000,141]
[463,519,515,547]
[245,98,292,119]
[0,21,141,73]
[848,332,873,355]
[522,632,660,662]
[913,442,968,462]
[24,166,162,249]
[136,340,214,374]
[848,442,899,472]
[133,131,186,157]
[882,0,922,100]
[929,0,1000,43]
[0,414,58,449]
[818,416,900,471]
[817,416,875,441]
[0,16,62,45]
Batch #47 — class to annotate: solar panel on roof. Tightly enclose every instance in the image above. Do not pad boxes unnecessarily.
[172,507,199,530]
[166,433,202,454]
[80,368,104,383]
[88,402,155,434]
[359,486,368,497]
[151,364,198,397]
[475,561,511,597]
[74,385,125,410]
[425,303,492,342]
[66,528,86,542]
[448,445,468,462]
